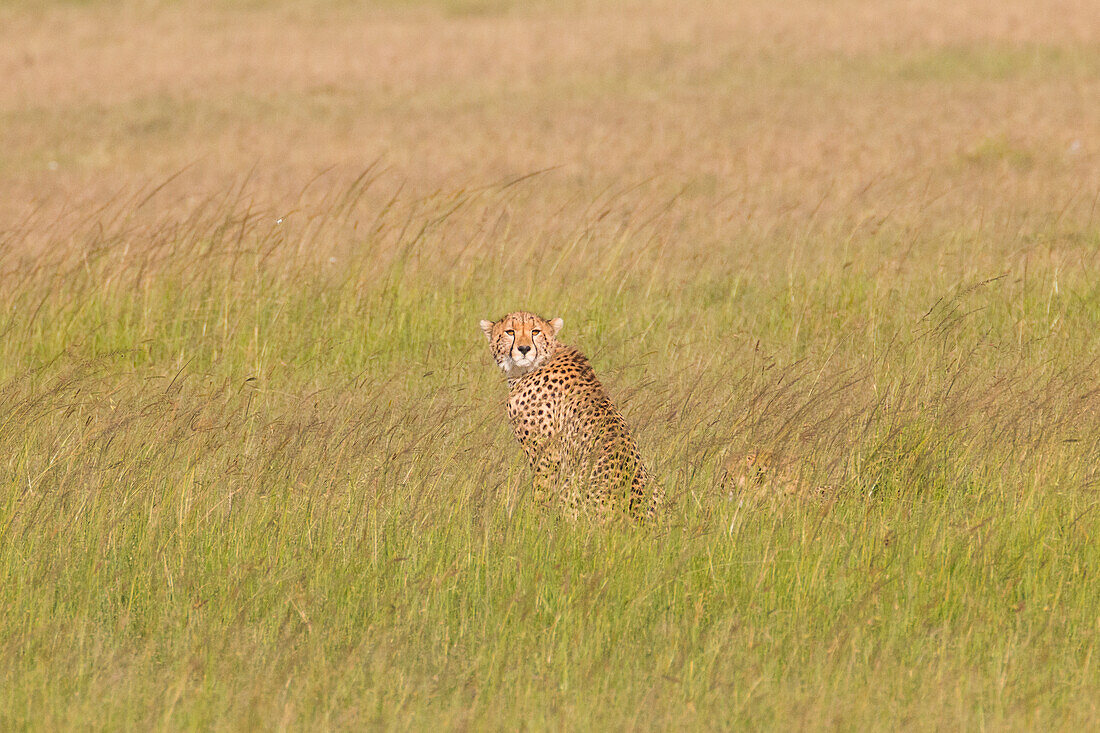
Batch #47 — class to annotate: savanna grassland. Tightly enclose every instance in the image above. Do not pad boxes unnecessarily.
[2,0,1100,728]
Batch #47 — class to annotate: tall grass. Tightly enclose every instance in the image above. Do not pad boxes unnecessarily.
[1,176,1098,729]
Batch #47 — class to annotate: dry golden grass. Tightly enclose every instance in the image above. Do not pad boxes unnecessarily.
[4,0,1100,249]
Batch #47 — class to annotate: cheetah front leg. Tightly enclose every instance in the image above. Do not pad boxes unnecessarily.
[521,438,563,509]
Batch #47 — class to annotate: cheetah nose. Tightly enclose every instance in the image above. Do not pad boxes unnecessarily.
[517,345,531,356]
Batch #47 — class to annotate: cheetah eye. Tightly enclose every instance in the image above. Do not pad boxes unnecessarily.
[531,329,541,336]
[505,329,515,336]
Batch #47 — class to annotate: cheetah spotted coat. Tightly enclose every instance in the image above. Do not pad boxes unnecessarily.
[480,311,661,521]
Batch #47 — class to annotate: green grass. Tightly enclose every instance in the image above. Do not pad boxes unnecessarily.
[1,182,1098,729]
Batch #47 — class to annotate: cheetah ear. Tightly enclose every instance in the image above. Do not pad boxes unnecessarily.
[549,317,564,335]
[479,319,495,341]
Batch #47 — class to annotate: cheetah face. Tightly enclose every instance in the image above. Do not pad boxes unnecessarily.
[479,311,564,379]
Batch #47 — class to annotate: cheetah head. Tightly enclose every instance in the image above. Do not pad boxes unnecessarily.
[479,311,564,379]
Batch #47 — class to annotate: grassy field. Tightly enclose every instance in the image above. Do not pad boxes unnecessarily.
[2,0,1100,728]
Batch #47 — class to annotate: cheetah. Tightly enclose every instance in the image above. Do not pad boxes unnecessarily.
[479,311,661,521]
[720,449,834,501]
